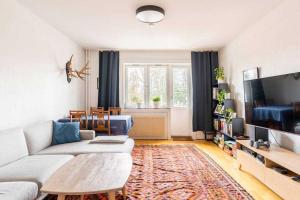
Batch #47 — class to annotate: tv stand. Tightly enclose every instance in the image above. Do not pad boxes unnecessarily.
[236,140,300,200]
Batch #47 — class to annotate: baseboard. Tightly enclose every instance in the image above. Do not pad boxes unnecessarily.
[172,136,193,141]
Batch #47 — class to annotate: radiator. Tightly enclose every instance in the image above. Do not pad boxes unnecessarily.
[122,109,170,139]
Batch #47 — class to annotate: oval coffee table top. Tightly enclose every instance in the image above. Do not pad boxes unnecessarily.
[41,153,132,195]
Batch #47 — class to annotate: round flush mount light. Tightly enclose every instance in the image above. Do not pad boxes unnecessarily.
[136,5,165,25]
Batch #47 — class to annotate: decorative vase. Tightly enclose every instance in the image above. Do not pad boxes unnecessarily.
[153,101,160,108]
[137,103,142,109]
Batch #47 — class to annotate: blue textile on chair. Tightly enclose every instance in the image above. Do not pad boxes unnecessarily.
[58,115,133,135]
[52,121,81,145]
[108,115,134,135]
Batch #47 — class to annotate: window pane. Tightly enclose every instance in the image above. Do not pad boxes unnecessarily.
[173,68,188,107]
[126,67,145,106]
[149,67,167,106]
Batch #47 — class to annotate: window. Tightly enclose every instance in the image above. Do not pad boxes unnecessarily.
[125,66,145,106]
[149,66,168,106]
[172,67,188,107]
[125,64,190,108]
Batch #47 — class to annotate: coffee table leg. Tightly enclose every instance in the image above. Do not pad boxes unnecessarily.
[80,195,85,200]
[57,194,66,200]
[108,191,116,200]
[122,187,126,200]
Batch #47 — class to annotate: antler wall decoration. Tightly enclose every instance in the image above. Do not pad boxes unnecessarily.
[66,55,90,83]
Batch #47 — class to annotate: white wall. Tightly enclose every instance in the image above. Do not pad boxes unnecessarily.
[219,0,300,152]
[0,0,85,130]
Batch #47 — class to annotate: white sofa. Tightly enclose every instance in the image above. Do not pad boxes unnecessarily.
[0,181,38,200]
[0,121,134,200]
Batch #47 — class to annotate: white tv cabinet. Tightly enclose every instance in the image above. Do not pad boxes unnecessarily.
[237,140,300,200]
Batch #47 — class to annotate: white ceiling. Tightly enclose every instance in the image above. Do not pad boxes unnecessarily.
[18,0,282,50]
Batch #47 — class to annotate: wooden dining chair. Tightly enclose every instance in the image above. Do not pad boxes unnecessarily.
[109,107,121,115]
[69,110,88,129]
[91,111,111,135]
[90,107,104,114]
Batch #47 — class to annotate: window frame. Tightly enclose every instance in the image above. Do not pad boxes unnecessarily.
[124,63,190,108]
[124,64,147,108]
[171,65,190,108]
[148,65,169,107]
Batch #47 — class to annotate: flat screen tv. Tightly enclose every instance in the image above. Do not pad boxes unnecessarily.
[243,72,300,134]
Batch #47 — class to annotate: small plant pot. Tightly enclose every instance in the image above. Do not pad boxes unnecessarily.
[137,103,142,109]
[218,79,225,84]
[153,101,160,108]
[225,93,231,99]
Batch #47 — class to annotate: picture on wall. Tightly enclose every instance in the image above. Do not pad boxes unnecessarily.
[243,67,259,81]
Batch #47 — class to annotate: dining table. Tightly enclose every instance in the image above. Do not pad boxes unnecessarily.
[58,115,133,135]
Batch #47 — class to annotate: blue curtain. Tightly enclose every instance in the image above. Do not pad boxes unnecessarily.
[98,51,120,110]
[191,51,218,132]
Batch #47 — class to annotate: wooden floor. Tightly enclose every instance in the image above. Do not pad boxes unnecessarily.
[135,139,282,200]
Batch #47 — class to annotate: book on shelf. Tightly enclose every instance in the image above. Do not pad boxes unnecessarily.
[213,88,218,99]
[220,119,226,133]
[213,119,220,131]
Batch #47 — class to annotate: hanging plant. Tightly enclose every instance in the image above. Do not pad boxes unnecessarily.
[214,67,225,81]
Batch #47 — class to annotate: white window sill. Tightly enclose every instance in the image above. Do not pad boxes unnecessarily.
[124,107,171,110]
[123,108,171,113]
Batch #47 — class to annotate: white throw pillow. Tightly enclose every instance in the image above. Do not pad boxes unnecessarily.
[89,136,128,144]
[0,128,28,167]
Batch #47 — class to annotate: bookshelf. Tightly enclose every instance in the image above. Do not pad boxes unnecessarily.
[212,81,248,157]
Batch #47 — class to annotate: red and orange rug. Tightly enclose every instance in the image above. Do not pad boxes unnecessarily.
[51,145,253,200]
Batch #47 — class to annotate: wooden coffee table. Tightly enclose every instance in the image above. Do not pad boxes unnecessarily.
[41,153,132,200]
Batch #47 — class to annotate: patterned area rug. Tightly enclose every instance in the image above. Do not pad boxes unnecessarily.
[48,145,253,200]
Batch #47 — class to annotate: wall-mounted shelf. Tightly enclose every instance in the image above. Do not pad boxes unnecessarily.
[213,113,225,118]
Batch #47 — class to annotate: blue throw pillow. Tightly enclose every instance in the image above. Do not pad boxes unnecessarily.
[52,121,81,145]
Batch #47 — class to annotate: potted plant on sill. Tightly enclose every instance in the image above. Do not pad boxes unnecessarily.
[214,67,225,83]
[131,96,142,108]
[152,96,161,108]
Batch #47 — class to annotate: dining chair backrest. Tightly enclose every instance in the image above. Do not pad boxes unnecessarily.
[69,110,88,129]
[91,111,111,135]
[109,107,121,115]
[90,107,104,114]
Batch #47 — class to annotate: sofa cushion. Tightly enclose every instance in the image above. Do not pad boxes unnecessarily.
[0,128,28,167]
[36,138,135,155]
[0,155,73,188]
[23,121,53,154]
[52,121,81,145]
[0,181,38,200]
[89,135,128,144]
[79,130,95,140]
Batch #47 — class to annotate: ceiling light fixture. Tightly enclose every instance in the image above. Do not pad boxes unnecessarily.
[136,5,165,26]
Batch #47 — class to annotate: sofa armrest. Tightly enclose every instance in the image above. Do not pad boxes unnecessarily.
[80,130,95,140]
